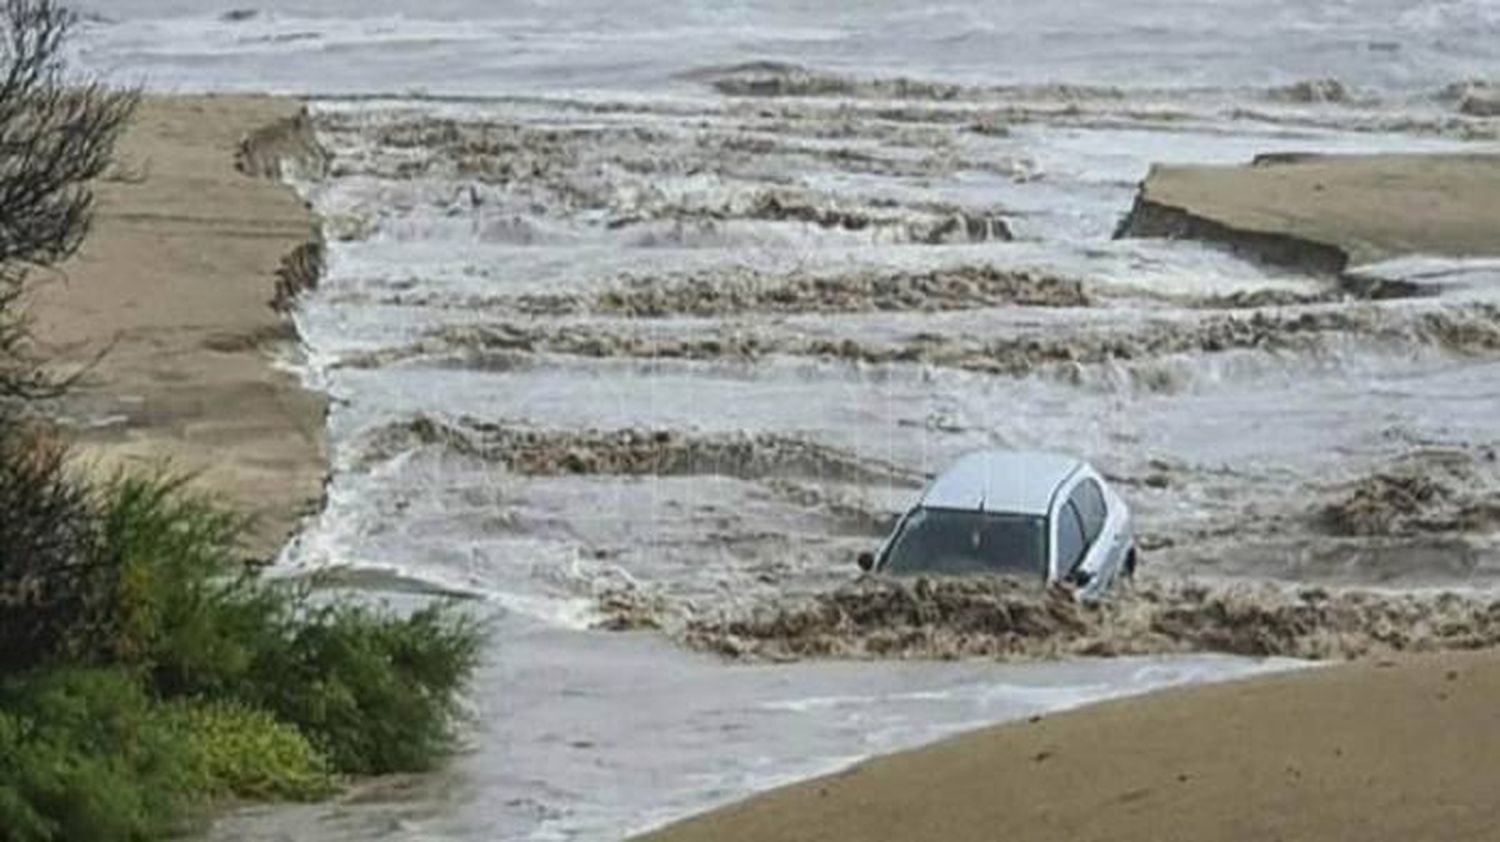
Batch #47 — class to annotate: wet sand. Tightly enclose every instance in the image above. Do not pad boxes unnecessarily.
[638,648,1500,842]
[1119,153,1500,269]
[31,96,326,558]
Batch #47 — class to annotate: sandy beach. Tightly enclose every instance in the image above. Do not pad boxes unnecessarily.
[639,649,1500,842]
[31,95,327,559]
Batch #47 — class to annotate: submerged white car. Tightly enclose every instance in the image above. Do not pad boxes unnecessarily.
[858,450,1137,599]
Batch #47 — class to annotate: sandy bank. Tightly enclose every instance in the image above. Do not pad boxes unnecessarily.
[1117,153,1500,271]
[638,649,1500,842]
[32,96,326,558]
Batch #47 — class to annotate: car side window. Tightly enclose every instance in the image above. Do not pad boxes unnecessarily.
[1055,501,1087,576]
[1070,479,1107,544]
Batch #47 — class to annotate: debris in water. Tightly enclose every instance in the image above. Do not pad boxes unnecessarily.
[504,264,1083,318]
[696,62,1125,103]
[593,586,675,632]
[344,303,1500,384]
[1319,448,1500,537]
[1267,78,1353,104]
[354,416,927,488]
[678,576,1500,662]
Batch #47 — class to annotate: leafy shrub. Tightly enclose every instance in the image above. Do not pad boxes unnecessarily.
[89,473,485,775]
[240,601,484,774]
[170,701,334,802]
[0,455,486,840]
[89,473,273,692]
[0,669,191,842]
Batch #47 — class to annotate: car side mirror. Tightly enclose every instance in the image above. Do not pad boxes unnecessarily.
[856,552,875,573]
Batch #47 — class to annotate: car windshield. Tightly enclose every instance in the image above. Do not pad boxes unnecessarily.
[880,507,1048,578]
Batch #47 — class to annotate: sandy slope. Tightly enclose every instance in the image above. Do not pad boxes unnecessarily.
[30,96,326,558]
[639,649,1500,842]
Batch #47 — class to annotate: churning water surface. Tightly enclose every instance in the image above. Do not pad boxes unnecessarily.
[75,2,1500,839]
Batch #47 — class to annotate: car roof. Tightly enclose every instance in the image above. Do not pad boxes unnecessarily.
[918,449,1083,516]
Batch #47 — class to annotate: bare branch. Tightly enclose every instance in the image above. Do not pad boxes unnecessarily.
[0,0,139,407]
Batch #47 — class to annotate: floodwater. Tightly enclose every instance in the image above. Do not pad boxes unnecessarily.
[75,2,1500,840]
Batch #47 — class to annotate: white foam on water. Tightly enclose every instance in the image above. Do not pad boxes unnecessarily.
[1348,255,1500,301]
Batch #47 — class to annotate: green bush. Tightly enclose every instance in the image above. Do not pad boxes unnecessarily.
[91,475,484,775]
[86,472,484,776]
[91,473,276,693]
[170,700,334,802]
[0,447,486,841]
[0,669,191,842]
[241,600,484,774]
[0,674,340,842]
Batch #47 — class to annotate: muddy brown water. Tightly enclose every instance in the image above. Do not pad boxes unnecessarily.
[675,576,1500,663]
[216,57,1500,842]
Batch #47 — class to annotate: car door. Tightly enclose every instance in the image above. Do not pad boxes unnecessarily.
[1051,495,1089,582]
[1077,472,1131,586]
[1051,471,1126,585]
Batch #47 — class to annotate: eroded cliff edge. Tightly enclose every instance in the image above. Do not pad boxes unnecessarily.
[35,96,330,559]
[1116,152,1500,277]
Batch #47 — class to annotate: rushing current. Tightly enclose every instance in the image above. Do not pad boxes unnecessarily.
[76,2,1500,840]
